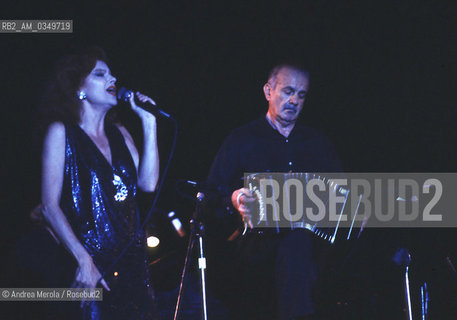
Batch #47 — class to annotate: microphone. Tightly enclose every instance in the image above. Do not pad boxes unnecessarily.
[182,180,224,202]
[184,180,220,194]
[117,87,171,119]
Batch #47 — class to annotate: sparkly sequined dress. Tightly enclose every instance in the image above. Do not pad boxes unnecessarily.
[60,123,155,319]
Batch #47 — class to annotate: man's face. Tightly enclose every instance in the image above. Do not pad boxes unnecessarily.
[264,67,309,125]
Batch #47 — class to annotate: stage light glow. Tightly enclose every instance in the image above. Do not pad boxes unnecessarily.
[147,235,160,248]
[168,211,186,237]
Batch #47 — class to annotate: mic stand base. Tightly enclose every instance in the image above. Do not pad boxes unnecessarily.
[174,194,208,320]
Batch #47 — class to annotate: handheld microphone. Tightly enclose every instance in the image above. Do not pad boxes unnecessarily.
[117,87,171,119]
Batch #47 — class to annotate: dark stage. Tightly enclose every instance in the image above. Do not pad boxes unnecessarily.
[1,1,456,319]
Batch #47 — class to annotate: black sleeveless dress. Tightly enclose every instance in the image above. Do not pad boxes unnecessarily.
[60,123,155,319]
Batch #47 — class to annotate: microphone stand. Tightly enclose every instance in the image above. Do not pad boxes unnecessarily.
[174,192,208,320]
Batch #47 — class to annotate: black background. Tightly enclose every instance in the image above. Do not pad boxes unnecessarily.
[1,1,456,319]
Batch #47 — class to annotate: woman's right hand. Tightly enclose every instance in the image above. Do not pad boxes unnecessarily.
[73,256,110,291]
[72,256,110,308]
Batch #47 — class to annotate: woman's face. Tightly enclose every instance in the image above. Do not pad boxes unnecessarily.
[79,60,117,107]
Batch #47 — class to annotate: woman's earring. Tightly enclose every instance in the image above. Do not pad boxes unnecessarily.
[78,91,87,100]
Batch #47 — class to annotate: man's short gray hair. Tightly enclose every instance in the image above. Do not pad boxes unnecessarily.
[267,63,310,88]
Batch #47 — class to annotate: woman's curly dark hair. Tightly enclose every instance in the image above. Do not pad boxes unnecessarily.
[39,46,108,129]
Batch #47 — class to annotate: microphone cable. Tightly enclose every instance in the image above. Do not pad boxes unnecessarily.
[100,107,178,286]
